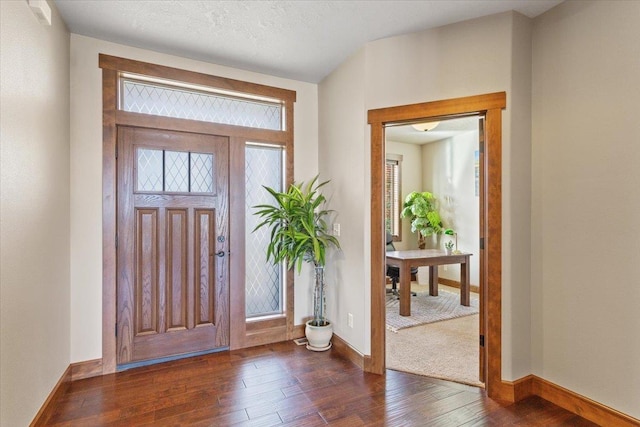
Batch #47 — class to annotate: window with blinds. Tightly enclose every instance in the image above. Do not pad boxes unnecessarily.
[385,154,402,240]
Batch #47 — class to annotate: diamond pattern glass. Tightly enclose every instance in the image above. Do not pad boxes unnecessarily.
[122,80,282,130]
[165,151,189,192]
[137,148,163,192]
[191,153,214,193]
[245,144,284,317]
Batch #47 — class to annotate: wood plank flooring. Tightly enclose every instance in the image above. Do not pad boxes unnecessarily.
[39,341,598,426]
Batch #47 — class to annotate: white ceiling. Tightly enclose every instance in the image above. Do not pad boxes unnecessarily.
[54,0,562,83]
[386,116,479,145]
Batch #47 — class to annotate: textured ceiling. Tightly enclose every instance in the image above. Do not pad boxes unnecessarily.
[54,0,563,83]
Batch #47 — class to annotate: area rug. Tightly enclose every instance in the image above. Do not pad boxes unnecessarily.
[386,288,479,332]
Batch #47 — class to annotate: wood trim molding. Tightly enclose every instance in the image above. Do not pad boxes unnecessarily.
[503,375,640,427]
[331,333,365,369]
[70,359,103,381]
[367,93,507,401]
[30,365,71,426]
[367,92,506,125]
[99,54,296,103]
[438,277,480,294]
[532,376,640,427]
[291,323,305,339]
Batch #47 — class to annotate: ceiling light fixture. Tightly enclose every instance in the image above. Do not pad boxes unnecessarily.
[411,122,440,132]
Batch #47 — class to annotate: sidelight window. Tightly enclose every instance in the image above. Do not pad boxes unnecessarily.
[244,143,285,318]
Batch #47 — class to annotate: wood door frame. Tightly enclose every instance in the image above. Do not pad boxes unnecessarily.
[366,92,512,400]
[100,54,296,374]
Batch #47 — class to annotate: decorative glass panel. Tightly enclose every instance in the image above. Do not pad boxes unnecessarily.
[245,144,284,318]
[122,79,282,130]
[165,151,189,192]
[191,153,214,193]
[137,148,163,192]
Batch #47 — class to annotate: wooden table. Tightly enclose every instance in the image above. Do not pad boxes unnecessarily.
[386,249,472,316]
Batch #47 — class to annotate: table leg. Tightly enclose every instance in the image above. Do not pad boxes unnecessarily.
[429,266,439,296]
[399,261,411,316]
[461,257,470,306]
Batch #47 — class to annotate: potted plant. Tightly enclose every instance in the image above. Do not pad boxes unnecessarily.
[253,176,340,351]
[444,240,454,255]
[401,191,453,249]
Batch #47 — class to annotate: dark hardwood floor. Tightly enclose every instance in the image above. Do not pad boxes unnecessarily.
[40,341,598,426]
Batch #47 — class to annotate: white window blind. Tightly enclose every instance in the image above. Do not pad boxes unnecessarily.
[385,154,402,239]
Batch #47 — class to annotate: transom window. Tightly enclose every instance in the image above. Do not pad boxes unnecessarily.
[120,74,285,131]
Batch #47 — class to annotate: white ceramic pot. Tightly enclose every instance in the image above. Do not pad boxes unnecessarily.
[305,319,333,351]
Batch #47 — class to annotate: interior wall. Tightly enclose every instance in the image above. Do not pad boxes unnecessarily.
[69,34,319,362]
[318,48,368,352]
[0,2,71,425]
[531,0,640,418]
[319,13,531,374]
[421,132,480,286]
[385,140,422,251]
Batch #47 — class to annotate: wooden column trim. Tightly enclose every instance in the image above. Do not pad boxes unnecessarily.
[102,67,118,375]
[369,119,386,375]
[484,106,508,400]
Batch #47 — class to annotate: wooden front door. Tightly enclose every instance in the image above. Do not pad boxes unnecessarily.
[116,126,229,365]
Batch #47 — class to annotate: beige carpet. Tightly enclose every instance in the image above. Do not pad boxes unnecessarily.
[386,313,482,387]
[386,283,483,387]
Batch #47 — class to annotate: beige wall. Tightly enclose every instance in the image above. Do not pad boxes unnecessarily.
[318,48,368,350]
[421,132,480,286]
[320,12,533,375]
[0,2,70,426]
[532,1,640,418]
[69,35,320,362]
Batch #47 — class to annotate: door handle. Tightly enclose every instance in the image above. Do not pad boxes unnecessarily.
[215,250,226,258]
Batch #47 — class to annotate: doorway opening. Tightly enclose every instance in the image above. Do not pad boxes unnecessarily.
[367,92,510,400]
[384,116,482,387]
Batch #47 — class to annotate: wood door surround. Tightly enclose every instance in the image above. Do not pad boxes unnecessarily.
[101,54,296,374]
[367,92,510,400]
[116,127,230,364]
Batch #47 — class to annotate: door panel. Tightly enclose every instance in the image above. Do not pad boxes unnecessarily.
[117,126,229,365]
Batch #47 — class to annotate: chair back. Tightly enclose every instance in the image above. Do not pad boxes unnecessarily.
[386,232,395,251]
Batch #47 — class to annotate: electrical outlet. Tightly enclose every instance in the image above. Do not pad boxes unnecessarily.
[333,223,341,236]
[443,265,448,271]
[348,313,354,328]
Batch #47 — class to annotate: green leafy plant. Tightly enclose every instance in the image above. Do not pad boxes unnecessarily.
[401,191,453,248]
[253,176,340,326]
[444,240,454,251]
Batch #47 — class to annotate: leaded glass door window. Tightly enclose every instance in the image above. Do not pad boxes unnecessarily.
[244,143,285,318]
[135,148,214,194]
